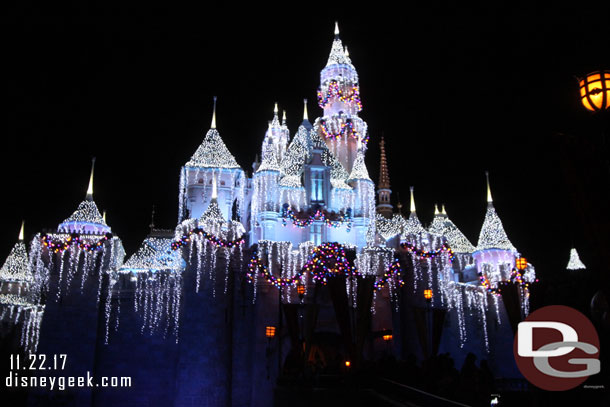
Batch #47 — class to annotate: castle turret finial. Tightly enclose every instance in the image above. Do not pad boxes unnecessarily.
[211,96,217,129]
[282,110,287,125]
[441,204,447,215]
[334,21,340,37]
[344,46,349,57]
[485,171,493,204]
[410,186,416,213]
[434,204,439,215]
[18,220,24,241]
[102,210,107,223]
[274,102,279,115]
[303,98,309,121]
[86,157,96,201]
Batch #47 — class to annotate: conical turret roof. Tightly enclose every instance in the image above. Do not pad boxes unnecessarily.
[186,128,241,169]
[257,142,281,173]
[326,22,353,67]
[279,123,311,187]
[0,225,32,283]
[120,236,183,273]
[566,248,586,270]
[475,173,515,252]
[402,187,424,236]
[348,146,371,182]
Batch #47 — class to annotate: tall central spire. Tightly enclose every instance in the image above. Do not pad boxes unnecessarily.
[376,136,393,218]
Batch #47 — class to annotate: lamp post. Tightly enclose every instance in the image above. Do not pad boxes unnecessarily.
[265,326,276,379]
[424,289,433,359]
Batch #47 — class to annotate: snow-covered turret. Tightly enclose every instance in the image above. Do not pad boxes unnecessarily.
[473,172,518,285]
[58,158,111,235]
[179,97,246,223]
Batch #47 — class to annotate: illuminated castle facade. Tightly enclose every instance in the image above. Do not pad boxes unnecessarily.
[0,24,536,407]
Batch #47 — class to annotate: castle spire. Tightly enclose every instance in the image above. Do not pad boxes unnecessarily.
[18,220,24,241]
[409,186,416,213]
[486,170,493,204]
[441,204,447,215]
[434,204,439,215]
[326,22,351,66]
[378,136,390,190]
[476,172,516,252]
[376,135,393,218]
[86,157,96,201]
[211,96,217,129]
[282,110,287,126]
[303,99,309,121]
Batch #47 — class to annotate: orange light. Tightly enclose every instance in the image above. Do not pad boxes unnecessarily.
[579,70,610,112]
[265,326,276,338]
[345,361,351,367]
[516,257,528,271]
[296,284,306,296]
[383,334,393,341]
[424,289,433,301]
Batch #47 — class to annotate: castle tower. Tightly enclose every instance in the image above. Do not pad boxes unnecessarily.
[179,97,246,223]
[316,22,368,173]
[473,172,518,284]
[57,158,111,235]
[262,103,290,164]
[376,136,393,218]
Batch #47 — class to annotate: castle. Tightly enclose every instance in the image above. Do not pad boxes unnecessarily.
[1,23,536,406]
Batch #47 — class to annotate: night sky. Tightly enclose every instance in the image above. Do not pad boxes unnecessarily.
[4,4,609,299]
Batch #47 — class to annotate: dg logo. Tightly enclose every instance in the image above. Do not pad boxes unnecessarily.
[514,305,600,391]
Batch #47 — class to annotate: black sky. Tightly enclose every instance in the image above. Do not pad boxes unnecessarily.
[4,3,609,287]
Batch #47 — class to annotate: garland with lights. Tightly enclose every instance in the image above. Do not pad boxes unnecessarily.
[320,118,369,144]
[317,80,363,111]
[41,233,112,254]
[400,242,455,262]
[171,228,245,251]
[479,268,538,295]
[373,258,405,291]
[303,242,358,285]
[281,205,352,230]
[246,250,304,288]
[248,242,407,290]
